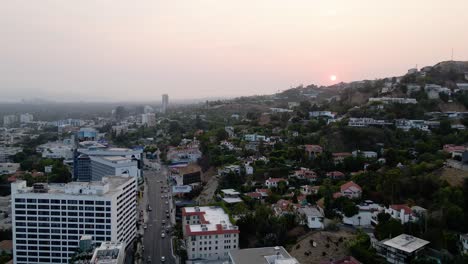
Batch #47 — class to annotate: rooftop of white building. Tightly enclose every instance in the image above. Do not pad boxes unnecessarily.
[382,234,430,253]
[182,206,238,235]
[229,246,299,264]
[90,242,125,264]
[12,176,134,197]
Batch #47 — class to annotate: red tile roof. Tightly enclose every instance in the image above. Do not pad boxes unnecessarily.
[332,152,352,158]
[305,145,323,153]
[326,171,345,178]
[266,178,287,183]
[340,181,362,192]
[0,240,13,251]
[390,204,413,215]
[245,192,262,198]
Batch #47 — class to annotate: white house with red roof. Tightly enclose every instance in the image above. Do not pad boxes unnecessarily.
[326,171,345,180]
[385,204,418,224]
[304,144,323,158]
[182,206,239,262]
[265,177,289,188]
[291,168,318,182]
[332,152,352,164]
[244,188,269,201]
[340,181,362,199]
[300,185,320,196]
[272,199,298,216]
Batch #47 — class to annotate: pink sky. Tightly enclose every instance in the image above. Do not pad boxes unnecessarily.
[1,0,468,101]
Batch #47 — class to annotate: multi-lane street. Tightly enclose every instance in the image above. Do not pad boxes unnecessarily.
[142,165,176,263]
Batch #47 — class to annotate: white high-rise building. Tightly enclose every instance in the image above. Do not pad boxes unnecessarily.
[11,176,137,264]
[19,113,34,123]
[161,94,169,114]
[182,206,239,263]
[141,113,156,126]
[3,114,18,127]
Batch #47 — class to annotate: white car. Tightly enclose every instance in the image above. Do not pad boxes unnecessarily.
[161,233,165,238]
[161,256,166,262]
[165,201,168,205]
[143,224,147,229]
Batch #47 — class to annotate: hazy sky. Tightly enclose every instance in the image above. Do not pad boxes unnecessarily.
[1,0,468,102]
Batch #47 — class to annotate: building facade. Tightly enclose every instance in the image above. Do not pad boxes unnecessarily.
[162,94,169,114]
[11,176,136,264]
[182,206,239,263]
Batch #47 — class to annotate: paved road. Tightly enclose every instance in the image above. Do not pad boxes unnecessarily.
[143,165,176,264]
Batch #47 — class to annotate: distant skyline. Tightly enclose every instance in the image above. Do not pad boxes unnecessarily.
[1,0,468,102]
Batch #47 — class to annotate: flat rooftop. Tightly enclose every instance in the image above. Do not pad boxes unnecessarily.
[13,176,133,197]
[229,246,299,264]
[91,242,125,264]
[383,234,430,253]
[183,206,238,234]
[221,189,240,196]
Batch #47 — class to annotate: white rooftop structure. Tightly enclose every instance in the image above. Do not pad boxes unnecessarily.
[221,189,241,196]
[383,234,430,254]
[229,246,299,264]
[183,206,238,233]
[90,242,126,264]
[12,176,133,196]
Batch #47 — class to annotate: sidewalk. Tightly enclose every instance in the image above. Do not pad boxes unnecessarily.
[135,177,149,264]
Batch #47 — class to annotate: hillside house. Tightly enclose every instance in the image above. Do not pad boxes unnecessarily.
[300,185,320,196]
[340,181,362,199]
[352,150,378,159]
[291,168,318,182]
[373,234,429,264]
[332,152,352,164]
[265,178,289,188]
[326,171,345,180]
[304,144,323,158]
[298,206,324,229]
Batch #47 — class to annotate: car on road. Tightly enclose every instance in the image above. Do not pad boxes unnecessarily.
[161,233,165,238]
[147,256,152,263]
[166,213,169,218]
[165,209,169,213]
[142,245,145,251]
[162,219,166,225]
[165,201,168,205]
[143,224,147,229]
[161,256,166,262]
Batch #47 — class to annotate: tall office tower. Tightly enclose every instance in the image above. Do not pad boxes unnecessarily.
[11,176,137,264]
[161,94,169,114]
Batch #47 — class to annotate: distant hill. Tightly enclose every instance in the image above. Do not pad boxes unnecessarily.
[433,60,468,73]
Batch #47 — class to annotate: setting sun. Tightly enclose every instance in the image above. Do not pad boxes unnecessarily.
[330,75,337,81]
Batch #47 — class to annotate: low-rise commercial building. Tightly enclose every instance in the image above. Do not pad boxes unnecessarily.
[182,206,239,263]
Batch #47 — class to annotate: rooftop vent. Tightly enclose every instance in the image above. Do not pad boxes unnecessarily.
[32,183,48,193]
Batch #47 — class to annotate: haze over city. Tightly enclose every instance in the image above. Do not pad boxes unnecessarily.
[2,0,468,102]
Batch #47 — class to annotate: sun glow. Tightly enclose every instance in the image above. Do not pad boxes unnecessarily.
[330,75,337,81]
